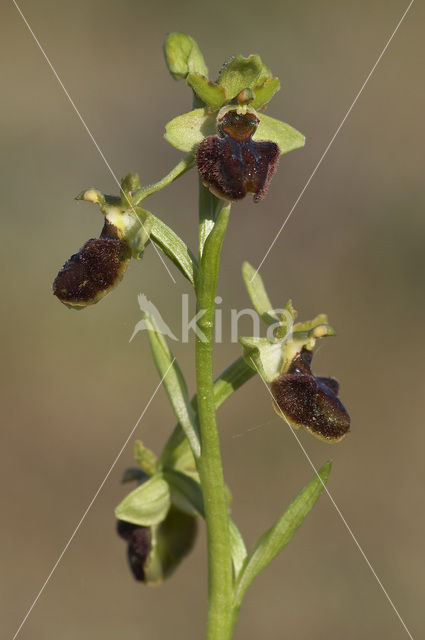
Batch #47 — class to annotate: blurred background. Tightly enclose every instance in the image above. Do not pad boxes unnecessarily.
[1,1,424,638]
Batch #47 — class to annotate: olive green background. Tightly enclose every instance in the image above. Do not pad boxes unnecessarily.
[1,1,424,638]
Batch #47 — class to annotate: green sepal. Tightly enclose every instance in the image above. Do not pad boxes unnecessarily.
[164,107,304,157]
[164,468,204,517]
[115,473,171,526]
[164,108,216,153]
[240,336,284,383]
[144,507,198,584]
[254,113,305,156]
[75,188,153,259]
[251,77,281,110]
[163,32,208,80]
[134,440,158,476]
[144,312,201,458]
[121,206,153,260]
[187,73,227,110]
[235,461,332,606]
[242,261,279,325]
[217,55,272,100]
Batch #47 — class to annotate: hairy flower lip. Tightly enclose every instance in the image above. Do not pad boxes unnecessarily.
[52,222,131,309]
[196,109,280,203]
[117,520,151,582]
[271,347,350,443]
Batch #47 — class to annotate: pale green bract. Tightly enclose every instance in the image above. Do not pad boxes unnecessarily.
[164,108,305,156]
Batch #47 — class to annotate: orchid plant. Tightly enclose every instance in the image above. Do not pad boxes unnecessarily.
[53,33,350,640]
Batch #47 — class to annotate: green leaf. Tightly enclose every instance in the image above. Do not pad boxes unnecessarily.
[150,214,198,285]
[254,113,305,156]
[239,336,284,383]
[235,462,332,606]
[218,55,271,100]
[115,473,171,526]
[164,108,216,153]
[144,312,201,458]
[242,261,279,325]
[187,73,227,110]
[251,77,280,110]
[229,519,247,580]
[164,468,205,517]
[163,32,208,80]
[134,440,158,476]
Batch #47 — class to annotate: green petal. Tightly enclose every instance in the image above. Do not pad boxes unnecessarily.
[254,113,305,156]
[164,108,216,153]
[115,473,171,526]
[187,73,227,110]
[163,32,208,80]
[134,440,158,476]
[218,55,271,100]
[251,77,281,110]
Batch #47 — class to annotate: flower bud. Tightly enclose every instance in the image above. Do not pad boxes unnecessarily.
[271,348,350,442]
[163,33,207,80]
[117,520,151,582]
[116,507,197,585]
[196,108,279,202]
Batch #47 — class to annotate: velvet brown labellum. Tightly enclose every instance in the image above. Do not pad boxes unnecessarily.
[53,222,131,309]
[271,348,350,442]
[196,110,280,202]
[116,520,151,582]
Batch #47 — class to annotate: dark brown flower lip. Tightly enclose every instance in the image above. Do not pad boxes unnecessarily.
[196,110,280,203]
[271,347,350,442]
[52,223,131,309]
[117,520,151,582]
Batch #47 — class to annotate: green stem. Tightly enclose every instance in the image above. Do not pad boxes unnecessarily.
[195,201,234,640]
[133,154,195,204]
